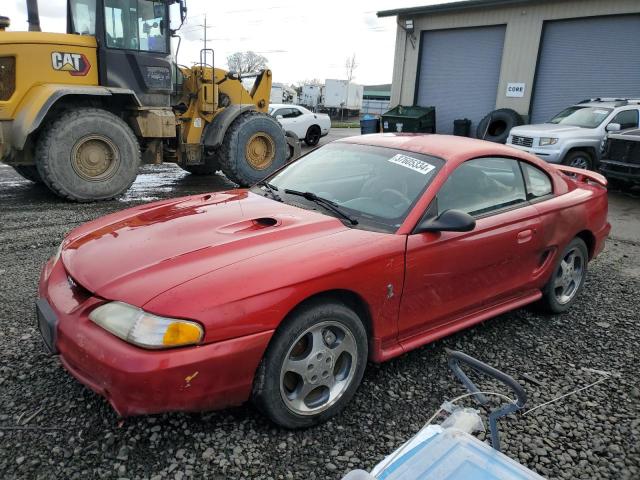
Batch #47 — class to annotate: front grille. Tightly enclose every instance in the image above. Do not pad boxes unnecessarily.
[606,138,640,165]
[511,135,533,147]
[0,57,15,101]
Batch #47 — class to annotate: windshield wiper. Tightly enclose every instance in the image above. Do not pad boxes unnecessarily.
[256,181,282,202]
[284,189,358,225]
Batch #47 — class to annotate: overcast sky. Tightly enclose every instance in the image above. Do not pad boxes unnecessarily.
[3,0,458,86]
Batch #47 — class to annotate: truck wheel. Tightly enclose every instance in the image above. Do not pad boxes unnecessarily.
[12,165,42,183]
[304,125,321,146]
[218,111,287,186]
[36,108,140,202]
[562,150,593,170]
[252,300,368,428]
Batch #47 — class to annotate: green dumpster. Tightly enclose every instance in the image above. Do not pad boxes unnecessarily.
[381,105,436,134]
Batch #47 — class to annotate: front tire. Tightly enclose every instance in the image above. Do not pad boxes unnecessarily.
[36,108,140,201]
[218,111,287,186]
[539,238,588,313]
[252,300,368,428]
[562,150,593,170]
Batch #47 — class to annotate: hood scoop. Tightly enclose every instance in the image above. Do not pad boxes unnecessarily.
[216,217,281,234]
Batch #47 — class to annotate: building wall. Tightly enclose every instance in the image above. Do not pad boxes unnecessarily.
[390,0,640,117]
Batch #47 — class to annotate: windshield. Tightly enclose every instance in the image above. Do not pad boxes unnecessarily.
[262,143,444,232]
[549,106,612,128]
[104,0,168,52]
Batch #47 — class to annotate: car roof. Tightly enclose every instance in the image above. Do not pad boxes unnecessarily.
[269,104,301,109]
[338,133,544,166]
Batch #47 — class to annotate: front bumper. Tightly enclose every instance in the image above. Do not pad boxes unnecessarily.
[600,159,640,184]
[508,143,563,163]
[38,258,273,417]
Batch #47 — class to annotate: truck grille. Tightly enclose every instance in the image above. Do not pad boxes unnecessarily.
[607,138,640,165]
[0,57,15,101]
[511,135,533,147]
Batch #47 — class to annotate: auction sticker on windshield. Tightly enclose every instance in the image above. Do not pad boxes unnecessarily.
[388,154,436,175]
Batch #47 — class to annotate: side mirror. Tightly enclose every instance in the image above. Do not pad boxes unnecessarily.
[606,123,621,132]
[276,115,284,120]
[415,209,476,233]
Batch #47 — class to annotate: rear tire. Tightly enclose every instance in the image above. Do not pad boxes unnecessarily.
[252,300,368,429]
[562,150,593,170]
[218,111,287,186]
[12,165,42,183]
[304,125,321,146]
[539,238,588,313]
[36,108,140,202]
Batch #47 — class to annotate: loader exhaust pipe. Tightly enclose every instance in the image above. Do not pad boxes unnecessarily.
[0,16,10,31]
[26,0,41,32]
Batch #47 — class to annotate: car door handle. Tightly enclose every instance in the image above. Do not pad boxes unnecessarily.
[517,229,535,244]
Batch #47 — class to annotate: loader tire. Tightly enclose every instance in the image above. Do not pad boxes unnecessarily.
[12,165,43,183]
[36,108,140,202]
[218,111,287,186]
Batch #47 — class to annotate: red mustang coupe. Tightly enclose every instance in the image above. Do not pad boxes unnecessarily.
[37,134,610,428]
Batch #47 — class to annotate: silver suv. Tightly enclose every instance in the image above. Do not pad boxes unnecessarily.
[507,99,640,170]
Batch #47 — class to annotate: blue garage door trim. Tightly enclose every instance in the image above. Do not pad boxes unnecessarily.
[416,25,506,135]
[531,15,640,124]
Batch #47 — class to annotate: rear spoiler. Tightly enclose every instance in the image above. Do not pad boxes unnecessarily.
[553,165,608,188]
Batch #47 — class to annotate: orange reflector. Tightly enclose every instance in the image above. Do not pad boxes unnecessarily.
[163,322,202,346]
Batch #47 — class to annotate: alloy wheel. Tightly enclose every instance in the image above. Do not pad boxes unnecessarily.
[279,321,357,416]
[553,247,585,304]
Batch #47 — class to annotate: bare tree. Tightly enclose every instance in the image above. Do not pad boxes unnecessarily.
[345,53,358,83]
[226,51,269,75]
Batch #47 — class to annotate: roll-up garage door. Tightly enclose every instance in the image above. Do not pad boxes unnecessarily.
[416,25,506,134]
[531,15,640,124]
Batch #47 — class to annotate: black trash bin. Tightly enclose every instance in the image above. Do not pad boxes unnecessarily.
[381,106,436,134]
[453,118,471,137]
[360,117,380,135]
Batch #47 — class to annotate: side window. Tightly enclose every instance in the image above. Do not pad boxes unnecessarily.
[283,109,299,119]
[289,108,302,118]
[273,109,288,118]
[104,0,167,52]
[520,162,553,200]
[437,158,527,217]
[611,110,639,130]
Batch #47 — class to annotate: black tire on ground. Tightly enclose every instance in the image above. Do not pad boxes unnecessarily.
[304,125,321,147]
[218,111,287,186]
[12,165,42,183]
[179,152,221,175]
[539,237,589,314]
[252,299,368,429]
[476,108,524,143]
[562,150,594,170]
[35,108,140,202]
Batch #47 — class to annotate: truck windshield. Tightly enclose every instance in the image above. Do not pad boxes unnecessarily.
[549,106,612,128]
[104,0,168,52]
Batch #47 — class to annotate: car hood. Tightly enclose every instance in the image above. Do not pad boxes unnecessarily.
[61,191,348,305]
[510,123,585,136]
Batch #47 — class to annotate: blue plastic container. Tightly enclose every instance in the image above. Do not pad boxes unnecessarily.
[360,118,380,135]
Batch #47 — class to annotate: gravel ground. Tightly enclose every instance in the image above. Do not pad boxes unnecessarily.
[1,156,639,480]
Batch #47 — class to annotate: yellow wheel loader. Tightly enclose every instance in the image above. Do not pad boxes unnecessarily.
[0,0,299,202]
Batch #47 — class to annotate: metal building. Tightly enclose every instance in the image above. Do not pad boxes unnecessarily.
[378,0,640,134]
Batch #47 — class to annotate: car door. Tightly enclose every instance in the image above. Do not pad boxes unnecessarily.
[273,108,294,131]
[398,157,544,341]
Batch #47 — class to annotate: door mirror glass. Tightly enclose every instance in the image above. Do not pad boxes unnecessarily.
[416,209,476,233]
[606,122,621,132]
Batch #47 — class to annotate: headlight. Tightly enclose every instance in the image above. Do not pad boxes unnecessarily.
[89,302,204,349]
[539,137,558,146]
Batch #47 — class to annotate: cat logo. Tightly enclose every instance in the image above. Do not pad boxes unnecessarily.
[51,52,91,76]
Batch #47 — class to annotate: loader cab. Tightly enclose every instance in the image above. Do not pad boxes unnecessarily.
[67,0,178,106]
